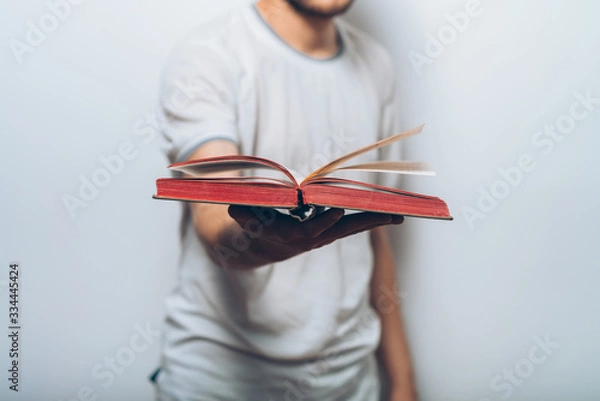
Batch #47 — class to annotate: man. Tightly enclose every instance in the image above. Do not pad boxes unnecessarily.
[155,0,417,400]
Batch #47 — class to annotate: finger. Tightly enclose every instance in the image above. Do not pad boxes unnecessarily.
[314,220,391,249]
[391,215,405,225]
[314,212,396,245]
[228,204,256,225]
[300,208,345,238]
[228,205,287,229]
[228,205,301,240]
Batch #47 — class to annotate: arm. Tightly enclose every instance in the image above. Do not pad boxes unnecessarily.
[186,141,405,270]
[161,38,403,271]
[370,227,418,401]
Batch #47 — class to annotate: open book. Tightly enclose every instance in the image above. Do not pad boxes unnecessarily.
[153,124,453,221]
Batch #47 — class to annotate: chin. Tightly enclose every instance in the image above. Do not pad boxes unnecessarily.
[286,0,355,18]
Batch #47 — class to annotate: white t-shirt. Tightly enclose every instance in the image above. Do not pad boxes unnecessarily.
[156,3,401,400]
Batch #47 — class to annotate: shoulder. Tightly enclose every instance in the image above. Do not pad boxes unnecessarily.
[162,6,249,84]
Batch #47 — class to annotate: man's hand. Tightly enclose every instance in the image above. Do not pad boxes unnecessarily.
[185,140,404,270]
[388,384,418,401]
[224,205,404,268]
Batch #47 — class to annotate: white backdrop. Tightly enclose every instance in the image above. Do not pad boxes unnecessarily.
[1,0,598,400]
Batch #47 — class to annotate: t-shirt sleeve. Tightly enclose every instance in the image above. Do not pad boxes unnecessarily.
[159,37,239,164]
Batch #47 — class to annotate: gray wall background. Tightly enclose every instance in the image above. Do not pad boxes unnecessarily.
[1,0,598,400]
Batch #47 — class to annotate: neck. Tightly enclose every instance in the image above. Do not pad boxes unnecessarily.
[256,0,340,59]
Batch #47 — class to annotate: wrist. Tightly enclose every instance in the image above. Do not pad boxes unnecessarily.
[387,368,415,390]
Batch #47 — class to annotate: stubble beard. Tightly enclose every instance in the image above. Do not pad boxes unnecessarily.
[285,0,354,19]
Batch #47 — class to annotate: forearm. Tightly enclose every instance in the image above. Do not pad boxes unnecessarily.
[185,140,272,270]
[370,227,416,396]
[376,294,415,388]
[191,202,279,270]
[187,140,306,270]
[185,141,402,270]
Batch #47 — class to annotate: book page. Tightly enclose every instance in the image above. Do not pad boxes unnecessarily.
[168,155,298,185]
[303,177,439,199]
[334,161,435,176]
[180,176,297,186]
[302,124,425,183]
